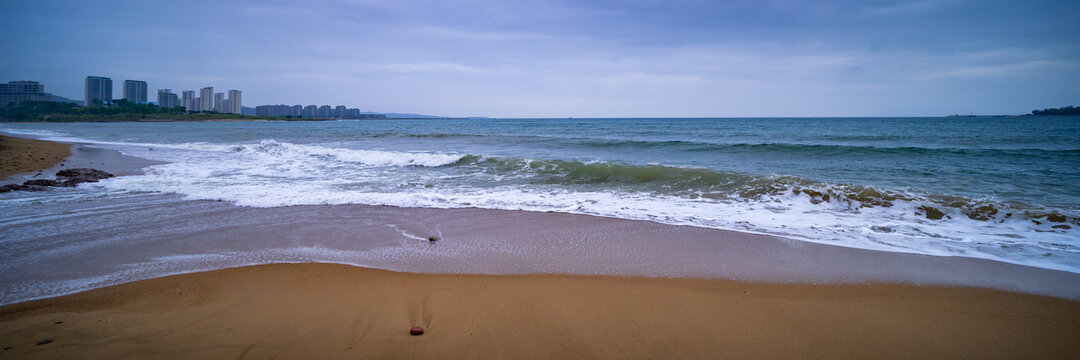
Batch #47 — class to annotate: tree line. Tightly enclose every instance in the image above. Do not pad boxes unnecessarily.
[1031,105,1080,116]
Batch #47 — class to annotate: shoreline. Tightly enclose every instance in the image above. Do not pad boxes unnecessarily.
[1,263,1078,358]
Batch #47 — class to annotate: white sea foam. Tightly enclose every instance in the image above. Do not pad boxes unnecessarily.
[228,139,465,167]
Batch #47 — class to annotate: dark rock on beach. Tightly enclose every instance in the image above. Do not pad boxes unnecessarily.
[23,179,61,187]
[35,338,52,345]
[410,326,424,335]
[56,168,114,186]
[1,168,114,192]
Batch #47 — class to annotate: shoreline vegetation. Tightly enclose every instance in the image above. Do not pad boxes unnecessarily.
[1031,105,1080,116]
[1,263,1078,359]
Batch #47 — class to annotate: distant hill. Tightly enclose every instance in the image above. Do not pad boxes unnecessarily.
[51,95,79,105]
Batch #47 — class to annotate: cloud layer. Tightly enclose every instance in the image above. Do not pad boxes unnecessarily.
[2,0,1077,117]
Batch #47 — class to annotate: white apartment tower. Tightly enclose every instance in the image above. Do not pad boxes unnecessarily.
[123,80,148,103]
[157,89,179,108]
[84,76,112,106]
[213,93,225,112]
[181,90,195,111]
[199,87,213,111]
[227,90,242,114]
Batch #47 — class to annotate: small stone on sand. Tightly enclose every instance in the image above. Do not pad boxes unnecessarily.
[36,338,53,345]
[428,236,439,242]
[410,326,424,335]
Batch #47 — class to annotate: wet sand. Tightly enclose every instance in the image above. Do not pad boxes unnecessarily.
[1,263,1078,359]
[0,135,71,179]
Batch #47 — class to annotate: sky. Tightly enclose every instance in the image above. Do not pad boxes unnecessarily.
[1,0,1078,118]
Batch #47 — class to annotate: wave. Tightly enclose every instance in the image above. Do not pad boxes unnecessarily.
[1,128,69,138]
[447,155,1078,227]
[227,140,464,167]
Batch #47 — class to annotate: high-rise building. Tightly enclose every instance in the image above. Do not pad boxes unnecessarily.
[291,104,303,116]
[181,90,195,111]
[200,87,213,111]
[303,105,317,118]
[227,90,242,114]
[318,105,331,118]
[84,76,112,106]
[123,80,148,103]
[0,80,53,106]
[157,89,179,108]
[334,105,346,118]
[213,93,225,112]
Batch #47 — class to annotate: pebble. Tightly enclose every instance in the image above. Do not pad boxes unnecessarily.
[36,338,53,345]
[410,326,424,335]
[428,236,439,242]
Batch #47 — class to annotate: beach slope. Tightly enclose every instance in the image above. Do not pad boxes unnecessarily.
[1,263,1078,359]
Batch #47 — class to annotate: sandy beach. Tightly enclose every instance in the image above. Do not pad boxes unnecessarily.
[0,135,71,179]
[2,263,1079,359]
[1,133,1079,359]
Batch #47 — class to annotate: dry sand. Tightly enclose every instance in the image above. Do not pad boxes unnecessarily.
[1,263,1078,359]
[0,135,71,179]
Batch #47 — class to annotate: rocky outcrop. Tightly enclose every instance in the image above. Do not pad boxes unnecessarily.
[56,168,114,186]
[0,168,114,192]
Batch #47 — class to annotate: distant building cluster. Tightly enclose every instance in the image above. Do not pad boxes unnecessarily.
[82,75,242,114]
[254,104,384,119]
[1,76,393,119]
[170,86,241,114]
[0,80,54,106]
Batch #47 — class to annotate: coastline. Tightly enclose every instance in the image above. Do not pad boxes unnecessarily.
[2,263,1078,359]
[2,132,1080,357]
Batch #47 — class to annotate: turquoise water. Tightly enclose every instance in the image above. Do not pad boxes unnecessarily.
[3,116,1079,272]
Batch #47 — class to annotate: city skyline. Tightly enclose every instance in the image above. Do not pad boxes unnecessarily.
[2,0,1078,118]
[78,75,244,114]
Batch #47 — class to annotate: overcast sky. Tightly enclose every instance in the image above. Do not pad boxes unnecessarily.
[2,0,1078,117]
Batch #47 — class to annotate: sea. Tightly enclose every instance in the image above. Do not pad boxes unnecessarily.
[2,117,1079,302]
